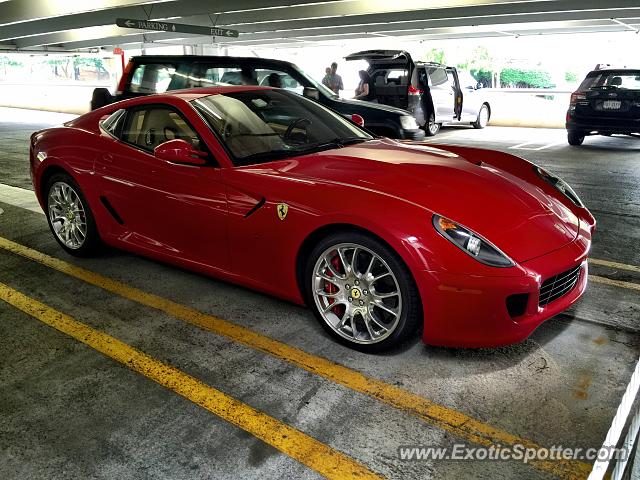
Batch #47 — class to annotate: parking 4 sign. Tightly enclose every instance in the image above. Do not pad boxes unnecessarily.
[116,18,239,38]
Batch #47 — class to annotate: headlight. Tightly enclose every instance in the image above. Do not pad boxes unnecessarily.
[400,115,418,130]
[433,215,514,268]
[534,166,584,207]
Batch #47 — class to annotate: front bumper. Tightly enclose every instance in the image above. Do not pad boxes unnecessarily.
[417,226,592,348]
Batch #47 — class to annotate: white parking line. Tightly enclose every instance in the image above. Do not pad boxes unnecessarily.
[509,141,538,149]
[509,141,563,151]
[0,184,42,214]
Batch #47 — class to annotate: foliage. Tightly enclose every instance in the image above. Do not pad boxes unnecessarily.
[0,56,23,67]
[461,46,495,87]
[423,48,446,64]
[499,68,555,88]
[470,69,492,88]
[73,57,105,69]
[469,46,493,71]
[565,71,578,83]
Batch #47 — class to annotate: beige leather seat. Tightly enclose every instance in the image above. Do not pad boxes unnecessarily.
[134,109,198,151]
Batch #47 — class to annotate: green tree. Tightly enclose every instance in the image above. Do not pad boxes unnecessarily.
[565,71,578,83]
[465,46,496,88]
[500,68,555,88]
[45,57,72,79]
[423,48,446,64]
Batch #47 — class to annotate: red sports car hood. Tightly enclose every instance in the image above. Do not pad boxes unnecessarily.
[277,139,579,263]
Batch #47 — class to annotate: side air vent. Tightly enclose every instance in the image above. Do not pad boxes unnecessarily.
[99,196,124,225]
[244,197,266,218]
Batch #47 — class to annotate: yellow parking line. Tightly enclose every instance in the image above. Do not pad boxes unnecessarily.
[0,282,381,480]
[590,258,640,274]
[589,275,640,292]
[0,236,592,480]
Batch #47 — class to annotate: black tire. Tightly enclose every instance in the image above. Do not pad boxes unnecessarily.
[91,88,113,110]
[45,173,101,257]
[424,113,441,136]
[472,104,490,129]
[567,130,585,146]
[304,231,422,353]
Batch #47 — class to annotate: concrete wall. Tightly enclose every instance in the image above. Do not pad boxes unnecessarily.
[0,83,570,128]
[0,82,103,115]
[483,90,569,129]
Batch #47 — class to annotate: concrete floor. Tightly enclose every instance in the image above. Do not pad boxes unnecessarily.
[0,107,638,479]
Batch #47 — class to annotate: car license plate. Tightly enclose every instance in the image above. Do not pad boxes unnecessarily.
[603,100,622,109]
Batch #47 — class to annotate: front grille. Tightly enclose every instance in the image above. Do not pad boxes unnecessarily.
[539,265,582,307]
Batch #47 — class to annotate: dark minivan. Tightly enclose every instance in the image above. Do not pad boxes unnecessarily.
[566,68,640,145]
[92,55,424,140]
[345,50,491,136]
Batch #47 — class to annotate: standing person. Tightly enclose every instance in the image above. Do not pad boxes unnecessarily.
[327,62,343,95]
[322,67,332,88]
[354,70,376,102]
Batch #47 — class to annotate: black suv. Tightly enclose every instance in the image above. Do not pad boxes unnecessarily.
[91,55,424,141]
[566,68,640,145]
[345,50,491,136]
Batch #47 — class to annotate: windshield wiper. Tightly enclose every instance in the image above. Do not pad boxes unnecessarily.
[235,137,369,165]
[302,137,368,151]
[236,149,301,165]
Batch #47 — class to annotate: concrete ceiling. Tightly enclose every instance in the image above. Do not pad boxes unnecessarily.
[0,0,639,52]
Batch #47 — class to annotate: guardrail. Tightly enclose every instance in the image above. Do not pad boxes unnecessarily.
[483,88,573,95]
[588,357,640,480]
[0,80,113,89]
[477,88,570,128]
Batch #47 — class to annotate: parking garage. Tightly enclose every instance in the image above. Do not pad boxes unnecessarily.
[0,1,639,479]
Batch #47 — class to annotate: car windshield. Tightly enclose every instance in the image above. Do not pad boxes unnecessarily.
[579,71,640,90]
[191,89,372,165]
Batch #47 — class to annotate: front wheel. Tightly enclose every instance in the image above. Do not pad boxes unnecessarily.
[567,130,585,146]
[472,104,490,129]
[46,173,101,256]
[424,113,441,136]
[305,232,421,352]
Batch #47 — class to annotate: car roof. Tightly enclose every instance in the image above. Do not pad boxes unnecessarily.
[414,62,452,68]
[588,68,640,73]
[129,54,296,68]
[166,85,273,99]
[92,86,274,113]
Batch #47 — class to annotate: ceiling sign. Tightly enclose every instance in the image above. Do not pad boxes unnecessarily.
[115,18,239,38]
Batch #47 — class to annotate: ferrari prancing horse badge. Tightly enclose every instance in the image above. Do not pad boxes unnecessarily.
[277,203,289,220]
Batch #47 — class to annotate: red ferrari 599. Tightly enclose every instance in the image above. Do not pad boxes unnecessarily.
[30,86,595,351]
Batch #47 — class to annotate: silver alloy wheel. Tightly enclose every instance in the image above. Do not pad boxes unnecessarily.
[428,114,440,135]
[478,106,489,127]
[312,243,402,344]
[47,181,87,249]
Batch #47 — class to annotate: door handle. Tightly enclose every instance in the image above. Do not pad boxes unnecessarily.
[102,154,114,163]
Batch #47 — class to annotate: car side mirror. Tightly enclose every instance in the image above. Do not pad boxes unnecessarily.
[476,82,483,90]
[303,87,320,100]
[154,139,208,166]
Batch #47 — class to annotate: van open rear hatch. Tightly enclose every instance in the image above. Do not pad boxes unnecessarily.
[345,50,414,109]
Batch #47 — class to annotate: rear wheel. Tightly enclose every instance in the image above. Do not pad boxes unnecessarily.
[305,231,421,352]
[45,173,101,256]
[472,104,490,129]
[425,113,441,136]
[567,130,585,146]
